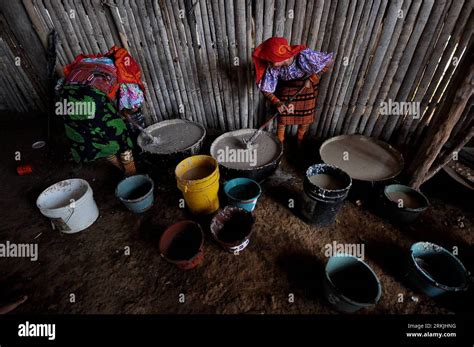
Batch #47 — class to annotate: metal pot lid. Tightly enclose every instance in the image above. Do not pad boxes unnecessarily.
[320,135,404,182]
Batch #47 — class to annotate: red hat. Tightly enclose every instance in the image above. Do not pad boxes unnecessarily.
[252,37,306,83]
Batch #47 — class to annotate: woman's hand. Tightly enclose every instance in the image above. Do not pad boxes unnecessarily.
[277,103,289,114]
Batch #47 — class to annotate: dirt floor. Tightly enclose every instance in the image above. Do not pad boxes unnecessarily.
[1,118,472,314]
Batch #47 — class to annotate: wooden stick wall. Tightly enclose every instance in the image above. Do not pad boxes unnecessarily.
[1,0,472,149]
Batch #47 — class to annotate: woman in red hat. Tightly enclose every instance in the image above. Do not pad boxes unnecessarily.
[253,37,334,145]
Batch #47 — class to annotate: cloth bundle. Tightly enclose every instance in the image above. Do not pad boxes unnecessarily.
[64,46,145,111]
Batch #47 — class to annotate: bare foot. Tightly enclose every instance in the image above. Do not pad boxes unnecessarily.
[0,295,28,314]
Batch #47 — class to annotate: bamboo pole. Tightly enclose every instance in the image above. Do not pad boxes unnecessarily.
[0,40,34,111]
[21,0,48,49]
[50,0,83,56]
[333,0,374,135]
[252,0,265,128]
[363,0,425,138]
[41,0,74,61]
[324,0,360,137]
[246,0,256,128]
[374,0,435,140]
[63,0,92,53]
[117,0,164,119]
[343,0,402,135]
[308,0,332,135]
[0,37,44,111]
[424,126,474,182]
[0,43,28,112]
[179,0,209,128]
[262,0,274,40]
[119,0,162,120]
[301,0,315,44]
[90,0,119,48]
[199,0,226,129]
[268,0,287,132]
[410,8,473,144]
[105,1,130,51]
[0,7,49,103]
[306,0,324,49]
[402,0,465,144]
[407,62,473,189]
[33,0,67,66]
[234,0,248,129]
[284,0,295,41]
[337,0,384,135]
[274,0,286,37]
[155,1,196,122]
[164,0,202,124]
[451,97,473,138]
[70,0,101,53]
[316,0,347,138]
[394,0,450,145]
[190,0,218,128]
[312,0,338,136]
[358,0,413,136]
[81,0,109,51]
[146,1,188,122]
[218,0,237,129]
[225,0,240,128]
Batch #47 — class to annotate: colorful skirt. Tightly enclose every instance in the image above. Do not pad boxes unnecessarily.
[275,77,318,125]
[60,85,133,163]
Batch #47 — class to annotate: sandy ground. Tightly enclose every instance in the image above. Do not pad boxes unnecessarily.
[0,118,472,314]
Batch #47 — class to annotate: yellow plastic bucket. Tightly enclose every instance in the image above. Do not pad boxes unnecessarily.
[175,155,220,215]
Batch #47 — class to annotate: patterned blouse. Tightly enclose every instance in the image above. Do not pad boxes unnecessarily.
[82,57,144,111]
[258,48,334,93]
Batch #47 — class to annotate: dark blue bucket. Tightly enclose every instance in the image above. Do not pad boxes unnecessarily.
[116,175,154,213]
[382,184,429,223]
[223,178,262,212]
[301,164,352,227]
[407,242,470,297]
[324,255,382,313]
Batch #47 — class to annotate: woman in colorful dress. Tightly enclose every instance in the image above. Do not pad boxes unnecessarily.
[253,37,334,145]
[60,46,145,176]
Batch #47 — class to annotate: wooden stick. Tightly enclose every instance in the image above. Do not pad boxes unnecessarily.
[118,0,164,119]
[164,0,201,124]
[403,0,465,144]
[179,0,209,128]
[375,0,435,140]
[191,3,219,129]
[81,0,109,51]
[407,62,473,189]
[394,0,450,145]
[410,8,473,144]
[358,0,413,136]
[343,0,401,135]
[424,126,474,182]
[337,0,384,135]
[317,0,349,138]
[325,0,360,137]
[71,0,101,53]
[301,0,315,45]
[200,0,226,129]
[263,0,275,40]
[333,0,374,135]
[364,0,425,139]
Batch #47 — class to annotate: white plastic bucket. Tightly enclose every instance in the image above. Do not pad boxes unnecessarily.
[36,178,99,234]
